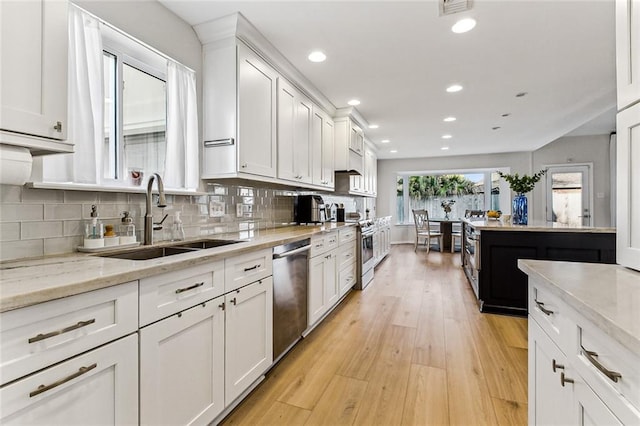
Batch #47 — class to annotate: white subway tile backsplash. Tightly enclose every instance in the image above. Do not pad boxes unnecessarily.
[0,185,22,203]
[0,222,20,241]
[0,204,44,222]
[44,236,82,256]
[44,204,82,220]
[63,190,99,204]
[63,220,84,237]
[22,188,64,204]
[21,221,63,240]
[98,192,129,203]
[0,239,44,261]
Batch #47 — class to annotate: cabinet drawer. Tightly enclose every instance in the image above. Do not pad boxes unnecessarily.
[225,248,272,292]
[574,318,640,415]
[310,232,338,257]
[339,261,357,297]
[337,240,357,271]
[0,282,138,385]
[0,334,138,424]
[528,282,571,353]
[139,261,224,327]
[338,227,356,244]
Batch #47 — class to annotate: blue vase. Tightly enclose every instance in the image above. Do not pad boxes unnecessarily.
[512,193,528,225]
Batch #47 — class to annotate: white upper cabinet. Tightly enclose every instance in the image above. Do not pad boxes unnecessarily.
[334,116,364,175]
[616,0,640,110]
[277,78,313,184]
[616,0,640,270]
[200,40,277,180]
[311,107,335,189]
[0,0,72,155]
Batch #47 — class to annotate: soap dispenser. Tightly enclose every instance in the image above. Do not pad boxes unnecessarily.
[119,211,137,245]
[172,211,185,241]
[84,205,104,248]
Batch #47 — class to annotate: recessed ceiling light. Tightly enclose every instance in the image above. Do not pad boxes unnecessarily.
[369,124,379,129]
[381,139,390,144]
[390,150,398,153]
[515,92,528,97]
[347,99,361,106]
[307,51,326,63]
[441,146,450,150]
[446,84,463,93]
[443,116,457,122]
[442,134,452,139]
[452,18,477,34]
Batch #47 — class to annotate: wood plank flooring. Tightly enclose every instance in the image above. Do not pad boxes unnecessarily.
[222,244,528,425]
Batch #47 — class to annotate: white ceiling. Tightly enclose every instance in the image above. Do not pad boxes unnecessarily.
[159,0,617,160]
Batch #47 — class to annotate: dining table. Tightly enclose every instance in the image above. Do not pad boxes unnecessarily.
[428,217,462,252]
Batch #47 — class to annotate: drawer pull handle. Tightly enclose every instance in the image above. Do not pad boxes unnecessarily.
[552,359,565,372]
[534,299,554,316]
[30,363,97,397]
[581,347,622,383]
[175,281,204,294]
[560,372,574,387]
[28,319,96,344]
[244,264,260,272]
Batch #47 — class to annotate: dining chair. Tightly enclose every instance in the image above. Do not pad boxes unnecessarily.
[451,221,462,253]
[412,209,443,253]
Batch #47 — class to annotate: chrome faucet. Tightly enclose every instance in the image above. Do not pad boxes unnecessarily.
[144,173,167,245]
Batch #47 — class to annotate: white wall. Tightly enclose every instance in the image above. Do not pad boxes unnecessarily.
[377,151,533,243]
[531,134,613,227]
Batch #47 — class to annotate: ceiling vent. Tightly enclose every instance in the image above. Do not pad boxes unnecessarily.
[439,0,473,16]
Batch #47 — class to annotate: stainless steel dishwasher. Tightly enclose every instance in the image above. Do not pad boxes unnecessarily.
[272,238,311,362]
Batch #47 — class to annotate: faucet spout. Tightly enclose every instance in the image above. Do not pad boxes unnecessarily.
[144,173,167,245]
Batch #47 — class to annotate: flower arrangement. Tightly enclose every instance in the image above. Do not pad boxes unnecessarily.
[497,170,546,194]
[441,199,455,218]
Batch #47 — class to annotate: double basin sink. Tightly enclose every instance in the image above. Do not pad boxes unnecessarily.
[97,239,243,260]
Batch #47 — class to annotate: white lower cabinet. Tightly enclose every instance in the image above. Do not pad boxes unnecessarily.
[139,297,225,425]
[308,251,337,327]
[528,278,640,425]
[0,333,138,425]
[224,277,273,405]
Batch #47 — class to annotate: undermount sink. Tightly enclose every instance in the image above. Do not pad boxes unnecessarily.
[172,239,242,249]
[96,239,243,260]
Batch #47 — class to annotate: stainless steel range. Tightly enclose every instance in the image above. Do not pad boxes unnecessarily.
[355,219,376,290]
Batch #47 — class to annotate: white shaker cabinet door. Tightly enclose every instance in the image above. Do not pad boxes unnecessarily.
[237,43,278,178]
[139,298,225,426]
[616,102,640,271]
[0,334,138,425]
[616,0,640,110]
[0,0,71,150]
[225,277,273,405]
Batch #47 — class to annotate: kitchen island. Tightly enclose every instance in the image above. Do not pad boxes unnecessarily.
[461,219,616,316]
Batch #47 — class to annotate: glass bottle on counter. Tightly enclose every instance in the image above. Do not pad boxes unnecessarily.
[84,205,104,248]
[119,211,137,244]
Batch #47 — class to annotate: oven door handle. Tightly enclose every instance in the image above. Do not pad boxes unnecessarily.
[361,231,375,237]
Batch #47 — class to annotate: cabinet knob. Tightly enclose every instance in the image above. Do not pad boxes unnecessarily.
[218,302,225,311]
[552,359,565,372]
[241,163,247,168]
[53,121,63,132]
[230,297,237,305]
[560,372,574,387]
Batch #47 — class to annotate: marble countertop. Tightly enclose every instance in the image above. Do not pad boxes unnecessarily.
[464,218,615,233]
[0,223,356,313]
[518,260,640,355]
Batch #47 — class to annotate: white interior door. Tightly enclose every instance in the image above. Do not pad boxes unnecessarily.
[545,164,592,226]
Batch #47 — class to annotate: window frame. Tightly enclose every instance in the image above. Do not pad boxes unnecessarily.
[101,28,167,186]
[395,168,511,225]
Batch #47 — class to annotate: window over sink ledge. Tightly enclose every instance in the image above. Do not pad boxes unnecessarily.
[32,4,199,192]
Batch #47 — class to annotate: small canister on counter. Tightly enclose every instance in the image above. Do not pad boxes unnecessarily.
[336,204,345,222]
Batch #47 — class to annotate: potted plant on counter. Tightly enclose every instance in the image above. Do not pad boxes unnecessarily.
[497,169,546,225]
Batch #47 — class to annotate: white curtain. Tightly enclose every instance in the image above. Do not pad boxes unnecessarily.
[164,61,199,190]
[43,5,103,184]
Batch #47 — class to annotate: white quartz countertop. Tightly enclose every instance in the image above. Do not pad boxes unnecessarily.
[464,218,615,233]
[0,223,356,313]
[518,259,640,355]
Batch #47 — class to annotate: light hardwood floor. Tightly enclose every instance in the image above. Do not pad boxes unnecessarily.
[222,244,528,425]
